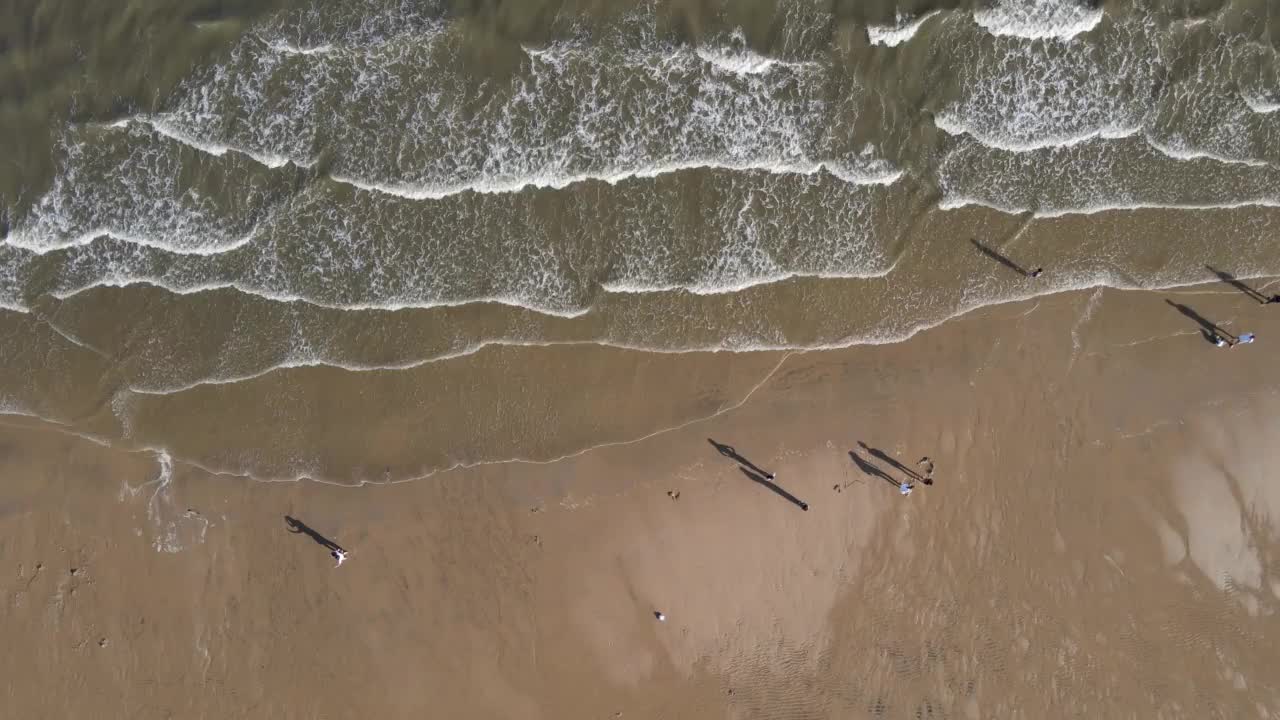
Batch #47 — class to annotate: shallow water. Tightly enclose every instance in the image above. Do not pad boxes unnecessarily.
[3,0,1280,480]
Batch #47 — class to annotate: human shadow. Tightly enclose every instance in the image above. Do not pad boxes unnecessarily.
[857,442,924,483]
[1165,299,1235,344]
[849,450,901,489]
[971,238,1033,277]
[708,439,774,479]
[285,515,345,554]
[1206,265,1270,304]
[739,467,808,511]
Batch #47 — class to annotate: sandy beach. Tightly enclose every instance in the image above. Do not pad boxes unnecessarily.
[3,282,1280,718]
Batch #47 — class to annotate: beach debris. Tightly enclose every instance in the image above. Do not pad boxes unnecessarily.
[98,638,109,648]
[654,611,666,622]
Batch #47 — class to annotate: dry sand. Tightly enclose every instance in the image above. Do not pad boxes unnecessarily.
[3,284,1280,718]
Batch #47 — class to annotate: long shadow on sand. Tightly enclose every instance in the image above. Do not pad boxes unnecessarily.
[1206,265,1272,304]
[708,438,774,479]
[285,515,345,554]
[971,238,1033,277]
[856,442,924,483]
[1165,299,1235,345]
[849,450,902,490]
[739,467,808,511]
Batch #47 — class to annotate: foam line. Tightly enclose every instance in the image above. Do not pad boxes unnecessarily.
[934,114,1141,152]
[332,160,903,201]
[49,279,593,319]
[125,117,299,169]
[6,225,260,257]
[939,195,1280,218]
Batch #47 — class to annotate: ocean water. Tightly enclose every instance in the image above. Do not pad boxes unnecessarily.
[3,0,1280,481]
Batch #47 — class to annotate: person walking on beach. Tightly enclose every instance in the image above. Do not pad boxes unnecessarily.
[1028,268,1043,278]
[899,482,914,496]
[333,548,348,567]
[1267,295,1280,305]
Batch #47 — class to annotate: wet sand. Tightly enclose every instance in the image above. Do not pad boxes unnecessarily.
[3,283,1280,718]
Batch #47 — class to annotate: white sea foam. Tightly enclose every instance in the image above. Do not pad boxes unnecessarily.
[0,400,78,435]
[268,40,335,56]
[973,0,1103,40]
[6,225,260,256]
[939,194,1280,219]
[693,32,818,76]
[1144,136,1270,168]
[934,114,1141,152]
[867,11,941,47]
[15,124,271,255]
[128,116,298,169]
[599,263,896,296]
[136,5,894,204]
[49,278,593,318]
[334,158,902,200]
[934,15,1156,152]
[695,47,778,75]
[1243,94,1280,114]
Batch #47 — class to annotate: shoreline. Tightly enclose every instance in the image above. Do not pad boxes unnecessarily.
[2,283,1280,717]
